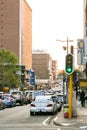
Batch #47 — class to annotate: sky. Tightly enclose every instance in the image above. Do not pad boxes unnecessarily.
[26,0,84,70]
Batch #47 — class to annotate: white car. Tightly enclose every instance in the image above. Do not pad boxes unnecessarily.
[30,95,57,115]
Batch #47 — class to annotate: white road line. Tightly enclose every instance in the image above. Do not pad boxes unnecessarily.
[80,126,87,129]
[53,116,57,122]
[43,117,51,125]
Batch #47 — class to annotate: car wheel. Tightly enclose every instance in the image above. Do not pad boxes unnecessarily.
[51,110,56,115]
[0,104,2,110]
[3,104,5,109]
[20,101,23,105]
[30,112,34,116]
[25,101,28,105]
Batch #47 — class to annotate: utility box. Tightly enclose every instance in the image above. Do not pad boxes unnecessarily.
[72,91,77,117]
[63,104,69,118]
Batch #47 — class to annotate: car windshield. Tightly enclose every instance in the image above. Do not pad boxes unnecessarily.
[12,92,21,95]
[52,97,58,102]
[35,96,52,102]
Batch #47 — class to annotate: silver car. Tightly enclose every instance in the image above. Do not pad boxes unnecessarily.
[30,95,57,115]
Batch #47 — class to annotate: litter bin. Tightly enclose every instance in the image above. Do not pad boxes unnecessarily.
[63,104,69,118]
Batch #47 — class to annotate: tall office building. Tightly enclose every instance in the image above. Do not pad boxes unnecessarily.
[84,0,87,36]
[52,60,57,81]
[0,0,32,70]
[32,50,53,81]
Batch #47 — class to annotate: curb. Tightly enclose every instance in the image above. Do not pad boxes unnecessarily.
[53,118,77,126]
[53,117,77,126]
[53,114,79,126]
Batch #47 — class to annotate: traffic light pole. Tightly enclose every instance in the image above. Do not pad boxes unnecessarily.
[68,46,73,118]
[69,74,73,118]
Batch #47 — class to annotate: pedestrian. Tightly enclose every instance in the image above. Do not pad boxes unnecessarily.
[80,90,85,107]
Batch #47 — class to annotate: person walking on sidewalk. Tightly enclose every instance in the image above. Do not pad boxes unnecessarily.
[80,90,85,107]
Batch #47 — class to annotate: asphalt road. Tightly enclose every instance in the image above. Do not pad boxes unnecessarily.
[0,104,55,129]
[0,104,85,130]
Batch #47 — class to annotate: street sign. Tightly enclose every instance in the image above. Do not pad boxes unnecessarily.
[79,79,87,87]
[77,39,84,65]
[84,37,87,61]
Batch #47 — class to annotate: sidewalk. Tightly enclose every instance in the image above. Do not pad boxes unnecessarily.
[53,100,87,127]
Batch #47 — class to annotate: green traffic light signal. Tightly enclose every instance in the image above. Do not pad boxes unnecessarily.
[66,67,72,73]
[65,53,74,74]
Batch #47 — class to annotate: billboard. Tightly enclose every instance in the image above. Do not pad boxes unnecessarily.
[84,37,87,61]
[77,39,84,65]
[29,69,35,86]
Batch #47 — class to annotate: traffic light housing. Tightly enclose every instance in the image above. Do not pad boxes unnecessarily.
[65,53,74,74]
[21,65,25,82]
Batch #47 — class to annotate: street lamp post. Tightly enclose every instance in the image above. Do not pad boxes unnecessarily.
[56,36,73,54]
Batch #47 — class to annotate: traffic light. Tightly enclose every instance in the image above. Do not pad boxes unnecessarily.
[65,53,74,74]
[21,65,25,82]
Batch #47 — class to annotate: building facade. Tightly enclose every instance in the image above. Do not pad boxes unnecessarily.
[32,50,53,82]
[0,0,32,70]
[83,0,87,37]
[52,60,58,81]
[84,0,87,37]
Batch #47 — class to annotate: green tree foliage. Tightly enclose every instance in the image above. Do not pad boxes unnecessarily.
[0,48,21,88]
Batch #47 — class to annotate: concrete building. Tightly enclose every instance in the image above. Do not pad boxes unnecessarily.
[32,50,53,83]
[52,60,58,81]
[0,0,32,70]
[84,0,87,37]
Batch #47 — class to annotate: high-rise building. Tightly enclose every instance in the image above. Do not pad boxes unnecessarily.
[52,60,58,80]
[0,0,32,70]
[83,0,87,36]
[32,50,53,82]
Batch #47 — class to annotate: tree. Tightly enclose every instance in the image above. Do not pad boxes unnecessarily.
[0,48,21,88]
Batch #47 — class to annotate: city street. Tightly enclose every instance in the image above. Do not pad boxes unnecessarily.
[0,0,86,130]
[0,104,86,130]
[0,104,55,130]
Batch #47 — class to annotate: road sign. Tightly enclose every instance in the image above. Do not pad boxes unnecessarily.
[84,37,87,61]
[80,79,87,87]
[77,39,84,65]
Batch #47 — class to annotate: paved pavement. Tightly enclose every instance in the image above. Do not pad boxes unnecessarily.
[53,100,87,127]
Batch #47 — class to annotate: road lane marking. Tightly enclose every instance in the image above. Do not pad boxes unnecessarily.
[80,126,87,129]
[43,117,51,125]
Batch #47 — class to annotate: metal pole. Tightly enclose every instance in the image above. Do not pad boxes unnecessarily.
[67,36,68,54]
[69,74,73,118]
[63,70,65,105]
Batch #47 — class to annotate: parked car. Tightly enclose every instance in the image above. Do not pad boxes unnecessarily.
[57,94,64,104]
[0,98,5,110]
[51,95,62,111]
[25,90,35,96]
[11,91,27,105]
[2,94,16,107]
[32,90,45,100]
[0,91,3,98]
[26,92,33,103]
[30,95,57,115]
